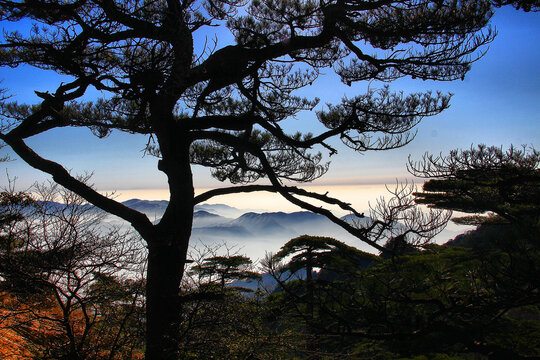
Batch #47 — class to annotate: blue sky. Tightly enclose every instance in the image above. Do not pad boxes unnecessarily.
[1,7,539,202]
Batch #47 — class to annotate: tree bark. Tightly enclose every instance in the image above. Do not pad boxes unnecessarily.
[145,201,194,360]
[145,232,189,359]
[145,123,194,359]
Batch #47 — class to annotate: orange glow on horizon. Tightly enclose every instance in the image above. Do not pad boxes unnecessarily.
[100,183,420,215]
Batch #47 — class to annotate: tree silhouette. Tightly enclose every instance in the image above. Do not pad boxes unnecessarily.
[410,145,540,235]
[264,235,379,356]
[0,1,526,358]
[392,144,540,357]
[177,247,277,359]
[0,183,145,359]
[189,254,260,290]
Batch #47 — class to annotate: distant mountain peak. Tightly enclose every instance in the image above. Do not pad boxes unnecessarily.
[122,198,168,206]
[238,211,317,219]
[194,210,220,217]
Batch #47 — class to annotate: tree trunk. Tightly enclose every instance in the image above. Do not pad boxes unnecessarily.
[140,95,196,359]
[145,232,189,359]
[144,136,194,359]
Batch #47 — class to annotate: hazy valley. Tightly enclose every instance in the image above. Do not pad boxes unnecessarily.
[103,198,467,261]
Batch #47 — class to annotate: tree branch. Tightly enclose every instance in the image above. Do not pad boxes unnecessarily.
[195,130,385,252]
[0,134,154,238]
[194,184,364,218]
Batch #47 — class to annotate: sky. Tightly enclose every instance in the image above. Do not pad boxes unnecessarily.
[1,6,539,214]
